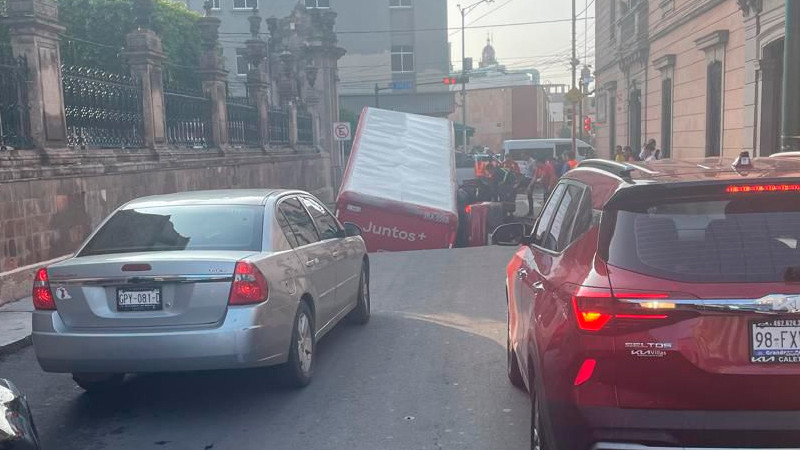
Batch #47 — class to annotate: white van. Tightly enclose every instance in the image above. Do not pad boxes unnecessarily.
[503,139,595,176]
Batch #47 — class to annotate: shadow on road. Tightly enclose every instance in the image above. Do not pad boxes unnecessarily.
[19,311,528,450]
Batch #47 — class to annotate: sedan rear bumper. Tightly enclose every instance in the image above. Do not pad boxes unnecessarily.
[32,303,294,374]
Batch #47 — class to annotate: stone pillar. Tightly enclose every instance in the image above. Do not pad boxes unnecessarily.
[3,0,67,152]
[125,29,167,151]
[289,101,298,148]
[246,11,270,150]
[198,6,229,151]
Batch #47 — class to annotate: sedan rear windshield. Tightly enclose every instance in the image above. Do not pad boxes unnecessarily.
[605,193,800,283]
[80,205,264,256]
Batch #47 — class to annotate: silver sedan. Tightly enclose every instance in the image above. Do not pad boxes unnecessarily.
[31,190,370,391]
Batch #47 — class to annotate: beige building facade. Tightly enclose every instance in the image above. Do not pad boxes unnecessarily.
[594,0,787,160]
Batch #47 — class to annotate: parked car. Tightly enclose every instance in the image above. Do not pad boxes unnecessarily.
[31,190,370,391]
[0,378,41,450]
[494,156,800,449]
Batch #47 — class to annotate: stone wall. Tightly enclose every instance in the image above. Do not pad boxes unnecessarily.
[0,149,332,304]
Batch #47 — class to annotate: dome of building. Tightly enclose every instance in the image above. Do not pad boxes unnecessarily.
[479,37,497,68]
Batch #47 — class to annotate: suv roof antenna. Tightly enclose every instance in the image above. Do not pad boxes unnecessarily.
[576,159,635,183]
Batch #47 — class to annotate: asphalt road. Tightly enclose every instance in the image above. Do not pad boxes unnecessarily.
[0,246,528,450]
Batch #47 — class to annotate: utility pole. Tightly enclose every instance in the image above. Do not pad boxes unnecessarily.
[571,0,578,157]
[462,8,467,152]
[458,0,493,152]
[782,0,800,152]
[374,84,380,109]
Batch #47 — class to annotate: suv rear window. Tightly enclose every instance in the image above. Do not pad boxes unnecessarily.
[80,205,264,256]
[605,193,800,283]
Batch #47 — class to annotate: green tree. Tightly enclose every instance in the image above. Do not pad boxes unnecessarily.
[57,0,202,80]
[0,0,10,45]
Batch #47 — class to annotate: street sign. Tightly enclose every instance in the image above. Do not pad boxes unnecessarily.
[391,81,414,90]
[333,122,352,141]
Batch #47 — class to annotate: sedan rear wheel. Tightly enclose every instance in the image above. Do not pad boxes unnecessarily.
[347,264,370,325]
[72,373,125,393]
[279,302,315,388]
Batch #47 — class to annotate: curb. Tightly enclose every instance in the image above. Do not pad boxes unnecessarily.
[0,334,32,357]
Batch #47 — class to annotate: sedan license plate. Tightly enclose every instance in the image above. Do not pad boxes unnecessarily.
[751,319,800,363]
[117,288,162,312]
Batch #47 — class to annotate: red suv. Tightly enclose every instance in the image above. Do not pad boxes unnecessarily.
[493,156,800,450]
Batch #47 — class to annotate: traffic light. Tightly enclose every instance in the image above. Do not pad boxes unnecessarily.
[584,116,592,132]
[443,76,470,85]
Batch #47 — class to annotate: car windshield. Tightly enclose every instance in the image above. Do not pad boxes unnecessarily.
[606,193,800,283]
[80,205,264,256]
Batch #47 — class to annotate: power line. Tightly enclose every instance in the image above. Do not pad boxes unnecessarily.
[448,0,516,37]
[217,17,590,36]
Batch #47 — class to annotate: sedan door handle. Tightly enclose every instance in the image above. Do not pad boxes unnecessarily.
[533,281,545,292]
[332,250,344,259]
[516,268,528,279]
[305,258,319,268]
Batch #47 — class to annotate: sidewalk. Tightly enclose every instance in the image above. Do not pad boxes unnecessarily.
[0,297,33,355]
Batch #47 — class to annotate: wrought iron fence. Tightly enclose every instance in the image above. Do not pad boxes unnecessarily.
[165,91,212,148]
[226,96,260,147]
[269,108,290,146]
[62,66,144,149]
[164,69,211,149]
[0,45,31,150]
[297,113,313,146]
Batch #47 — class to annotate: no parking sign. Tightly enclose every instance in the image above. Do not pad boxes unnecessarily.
[333,122,352,141]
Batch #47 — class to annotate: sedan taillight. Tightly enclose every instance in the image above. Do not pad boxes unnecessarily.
[32,268,56,310]
[228,261,269,305]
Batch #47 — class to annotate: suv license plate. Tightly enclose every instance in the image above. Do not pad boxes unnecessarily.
[751,319,800,363]
[117,287,162,312]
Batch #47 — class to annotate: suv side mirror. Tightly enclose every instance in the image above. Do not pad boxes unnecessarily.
[343,222,362,238]
[491,223,526,246]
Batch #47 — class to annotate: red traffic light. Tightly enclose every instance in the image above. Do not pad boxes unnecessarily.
[443,77,457,85]
[583,117,592,132]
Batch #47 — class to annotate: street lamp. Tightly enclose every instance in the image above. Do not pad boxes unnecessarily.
[457,0,493,152]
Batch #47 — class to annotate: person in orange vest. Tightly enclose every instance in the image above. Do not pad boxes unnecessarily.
[567,151,579,170]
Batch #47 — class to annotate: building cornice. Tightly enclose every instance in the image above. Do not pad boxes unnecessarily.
[650,0,727,42]
[695,30,729,51]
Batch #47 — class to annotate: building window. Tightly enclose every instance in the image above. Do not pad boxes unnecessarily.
[609,90,617,156]
[305,0,330,8]
[628,88,641,149]
[209,0,220,9]
[391,46,414,73]
[232,0,256,9]
[390,0,412,7]
[236,48,249,76]
[661,77,672,158]
[706,61,722,157]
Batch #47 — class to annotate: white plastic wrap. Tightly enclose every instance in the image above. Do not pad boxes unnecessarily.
[340,107,457,215]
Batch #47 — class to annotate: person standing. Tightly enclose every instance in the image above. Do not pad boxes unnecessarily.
[567,151,579,170]
[527,158,557,216]
[614,145,624,162]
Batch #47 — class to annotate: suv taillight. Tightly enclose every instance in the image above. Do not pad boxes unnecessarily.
[228,261,269,305]
[32,268,56,310]
[571,285,670,332]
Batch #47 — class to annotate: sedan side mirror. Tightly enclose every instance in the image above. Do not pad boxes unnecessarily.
[491,223,527,246]
[343,222,362,238]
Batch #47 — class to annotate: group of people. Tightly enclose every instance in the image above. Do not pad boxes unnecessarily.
[614,138,662,162]
[523,151,578,216]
